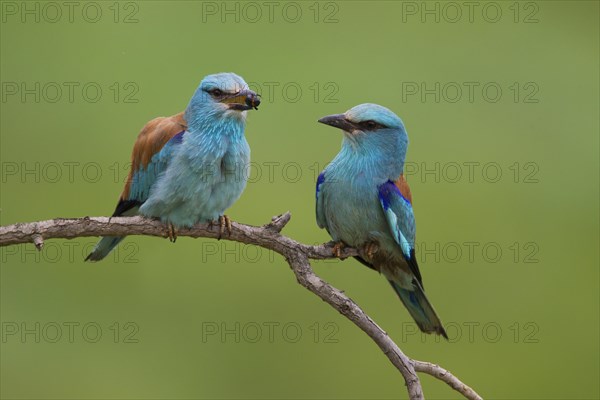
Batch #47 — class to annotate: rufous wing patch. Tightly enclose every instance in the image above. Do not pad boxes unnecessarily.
[120,112,187,200]
[394,174,412,204]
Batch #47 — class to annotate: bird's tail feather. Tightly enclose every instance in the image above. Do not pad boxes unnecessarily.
[389,280,448,339]
[85,236,125,262]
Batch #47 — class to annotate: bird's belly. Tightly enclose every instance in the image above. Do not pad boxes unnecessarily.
[323,183,409,280]
[324,186,389,247]
[205,166,248,215]
[140,150,249,226]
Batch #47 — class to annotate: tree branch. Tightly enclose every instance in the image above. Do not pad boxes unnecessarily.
[0,213,482,400]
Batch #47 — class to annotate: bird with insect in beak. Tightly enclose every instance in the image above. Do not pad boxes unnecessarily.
[86,72,261,262]
[315,103,447,338]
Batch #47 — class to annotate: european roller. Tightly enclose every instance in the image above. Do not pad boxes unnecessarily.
[86,72,260,261]
[315,104,447,337]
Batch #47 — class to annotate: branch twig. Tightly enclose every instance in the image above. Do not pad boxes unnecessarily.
[0,213,482,400]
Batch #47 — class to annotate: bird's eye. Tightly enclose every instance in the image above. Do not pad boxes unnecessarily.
[364,120,377,129]
[210,89,223,97]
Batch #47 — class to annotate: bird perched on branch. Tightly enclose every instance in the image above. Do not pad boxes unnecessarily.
[315,103,447,338]
[86,72,260,261]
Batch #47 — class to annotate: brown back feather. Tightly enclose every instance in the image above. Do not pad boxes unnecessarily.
[120,112,187,200]
[394,174,413,204]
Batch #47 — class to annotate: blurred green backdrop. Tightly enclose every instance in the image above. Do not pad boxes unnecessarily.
[1,1,598,399]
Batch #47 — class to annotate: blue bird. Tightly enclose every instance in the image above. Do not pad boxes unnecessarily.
[315,103,447,337]
[86,72,260,261]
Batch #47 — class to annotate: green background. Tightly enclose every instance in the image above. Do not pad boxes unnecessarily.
[1,1,598,399]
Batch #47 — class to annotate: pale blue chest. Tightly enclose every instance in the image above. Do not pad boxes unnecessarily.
[321,165,389,246]
[140,131,250,226]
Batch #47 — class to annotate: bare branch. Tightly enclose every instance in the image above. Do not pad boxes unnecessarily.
[414,361,483,400]
[0,213,482,400]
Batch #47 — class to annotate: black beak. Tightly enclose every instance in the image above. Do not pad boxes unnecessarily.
[318,114,357,132]
[223,89,261,111]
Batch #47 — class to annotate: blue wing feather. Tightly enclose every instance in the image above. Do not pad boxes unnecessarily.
[315,171,328,229]
[378,180,424,286]
[128,131,185,202]
[378,180,416,259]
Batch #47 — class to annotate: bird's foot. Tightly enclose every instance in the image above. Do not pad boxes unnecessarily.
[213,215,232,240]
[220,215,233,239]
[331,241,346,258]
[166,223,178,243]
[362,241,380,261]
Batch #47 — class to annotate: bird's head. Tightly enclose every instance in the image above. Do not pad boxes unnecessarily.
[185,72,260,126]
[318,103,408,151]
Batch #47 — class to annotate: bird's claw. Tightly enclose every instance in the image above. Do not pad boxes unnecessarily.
[166,223,177,243]
[215,215,232,240]
[331,241,345,258]
[363,242,379,261]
